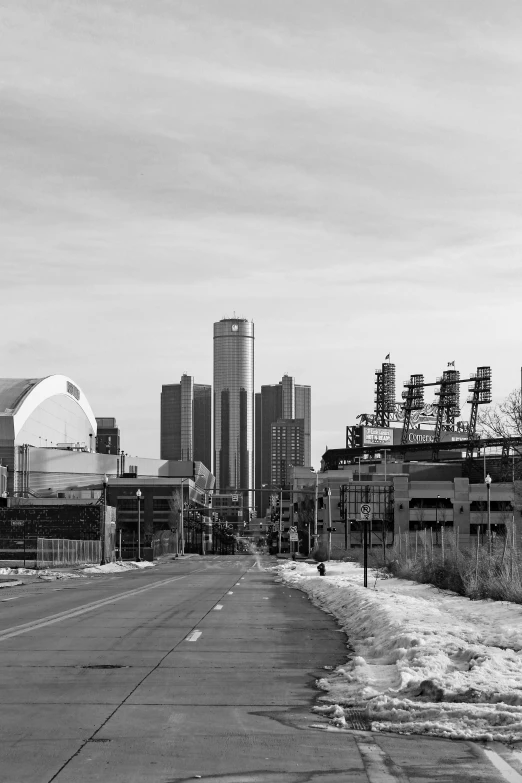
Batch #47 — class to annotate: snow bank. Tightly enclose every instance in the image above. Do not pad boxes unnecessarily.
[0,562,155,578]
[278,561,522,742]
[82,560,155,574]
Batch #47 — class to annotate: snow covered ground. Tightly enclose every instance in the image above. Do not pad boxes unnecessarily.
[276,560,522,743]
[82,560,155,574]
[0,561,155,578]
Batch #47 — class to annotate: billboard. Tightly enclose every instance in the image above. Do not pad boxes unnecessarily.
[362,427,394,446]
[392,429,467,446]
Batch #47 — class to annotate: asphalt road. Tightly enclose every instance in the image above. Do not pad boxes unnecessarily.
[0,555,519,783]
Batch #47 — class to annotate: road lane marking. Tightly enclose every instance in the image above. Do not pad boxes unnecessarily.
[0,575,187,642]
[185,630,202,642]
[1,596,23,601]
[213,605,223,611]
[483,749,522,783]
[227,591,233,594]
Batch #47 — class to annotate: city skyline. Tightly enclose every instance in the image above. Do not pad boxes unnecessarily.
[2,2,521,470]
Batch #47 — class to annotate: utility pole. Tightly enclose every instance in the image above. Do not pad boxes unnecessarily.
[326,486,332,561]
[313,470,318,551]
[486,473,492,555]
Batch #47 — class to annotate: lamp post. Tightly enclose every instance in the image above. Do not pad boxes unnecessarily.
[180,478,190,556]
[101,474,108,564]
[485,473,492,555]
[435,494,440,546]
[136,488,142,561]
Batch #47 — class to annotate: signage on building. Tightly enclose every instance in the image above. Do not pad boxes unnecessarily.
[392,429,468,446]
[362,427,393,446]
[66,381,80,400]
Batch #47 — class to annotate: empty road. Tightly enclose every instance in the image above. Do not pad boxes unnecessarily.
[0,555,518,783]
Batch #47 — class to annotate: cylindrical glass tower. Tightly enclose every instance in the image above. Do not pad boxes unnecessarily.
[213,318,254,505]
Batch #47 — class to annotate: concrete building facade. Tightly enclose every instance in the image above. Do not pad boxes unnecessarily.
[287,463,521,557]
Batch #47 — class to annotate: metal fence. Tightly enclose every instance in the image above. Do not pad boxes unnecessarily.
[37,538,101,568]
[0,537,37,564]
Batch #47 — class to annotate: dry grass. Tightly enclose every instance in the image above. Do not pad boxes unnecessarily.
[375,523,522,603]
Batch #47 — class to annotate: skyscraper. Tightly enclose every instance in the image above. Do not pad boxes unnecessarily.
[213,318,254,503]
[255,374,311,516]
[160,374,211,468]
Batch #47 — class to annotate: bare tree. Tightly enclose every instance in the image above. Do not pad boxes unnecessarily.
[415,503,426,529]
[297,495,315,552]
[168,489,181,551]
[478,389,522,440]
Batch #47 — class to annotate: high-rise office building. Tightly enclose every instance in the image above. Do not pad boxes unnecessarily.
[213,318,254,504]
[270,418,304,488]
[160,374,211,469]
[255,374,311,516]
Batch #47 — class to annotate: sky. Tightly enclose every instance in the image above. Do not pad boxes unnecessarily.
[2,0,522,467]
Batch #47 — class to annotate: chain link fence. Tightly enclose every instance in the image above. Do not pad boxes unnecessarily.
[37,538,101,568]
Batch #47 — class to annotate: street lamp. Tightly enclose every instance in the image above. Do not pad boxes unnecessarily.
[180,478,191,556]
[101,474,108,565]
[435,494,440,546]
[136,488,142,561]
[485,473,492,554]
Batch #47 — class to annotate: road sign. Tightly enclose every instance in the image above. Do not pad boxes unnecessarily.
[360,503,372,521]
[231,495,239,502]
[289,525,298,541]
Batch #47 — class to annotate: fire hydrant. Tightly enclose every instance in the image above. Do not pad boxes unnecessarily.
[317,562,326,577]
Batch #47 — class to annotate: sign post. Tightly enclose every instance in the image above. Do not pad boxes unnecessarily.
[360,503,372,588]
[289,525,298,557]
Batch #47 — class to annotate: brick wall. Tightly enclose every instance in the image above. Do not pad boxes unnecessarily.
[0,504,103,540]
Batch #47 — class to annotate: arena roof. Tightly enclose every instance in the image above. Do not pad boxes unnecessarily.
[0,375,97,439]
[0,378,41,414]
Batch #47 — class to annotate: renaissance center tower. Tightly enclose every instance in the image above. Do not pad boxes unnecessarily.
[213,318,254,504]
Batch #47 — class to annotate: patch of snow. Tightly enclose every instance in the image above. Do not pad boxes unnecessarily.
[82,561,155,574]
[277,560,522,742]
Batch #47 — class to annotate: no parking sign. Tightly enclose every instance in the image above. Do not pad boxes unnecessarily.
[359,503,372,521]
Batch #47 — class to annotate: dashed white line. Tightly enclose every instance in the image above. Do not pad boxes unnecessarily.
[214,605,223,611]
[185,630,202,642]
[483,749,522,783]
[1,596,23,601]
[227,591,233,595]
[0,575,187,642]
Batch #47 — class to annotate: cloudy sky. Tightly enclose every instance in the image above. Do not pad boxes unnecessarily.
[2,0,521,466]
